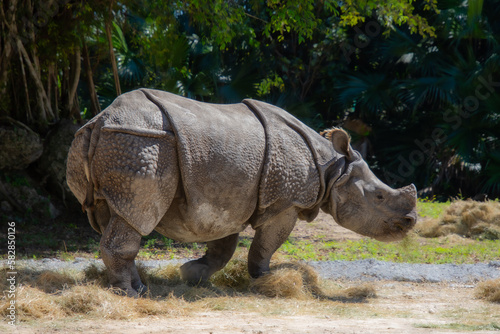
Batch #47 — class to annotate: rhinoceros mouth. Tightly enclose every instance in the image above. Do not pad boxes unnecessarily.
[392,218,415,231]
[376,215,416,241]
[375,228,409,242]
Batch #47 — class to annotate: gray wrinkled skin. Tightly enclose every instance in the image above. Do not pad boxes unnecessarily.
[66,89,417,297]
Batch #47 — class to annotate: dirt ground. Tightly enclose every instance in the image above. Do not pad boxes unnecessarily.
[7,281,500,334]
[4,213,500,333]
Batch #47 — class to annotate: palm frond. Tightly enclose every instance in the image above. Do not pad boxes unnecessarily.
[111,21,145,85]
[336,72,397,116]
[398,76,457,111]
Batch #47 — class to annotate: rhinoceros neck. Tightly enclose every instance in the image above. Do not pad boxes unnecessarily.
[315,155,346,204]
[243,99,339,208]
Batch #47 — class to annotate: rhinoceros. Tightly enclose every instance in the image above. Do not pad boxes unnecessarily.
[66,89,417,297]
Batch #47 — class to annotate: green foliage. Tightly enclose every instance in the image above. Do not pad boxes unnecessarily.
[339,0,438,37]
[264,0,323,44]
[335,0,500,197]
[255,73,285,97]
[144,238,156,249]
[238,237,252,249]
[4,175,31,187]
[162,236,174,249]
[2,0,499,200]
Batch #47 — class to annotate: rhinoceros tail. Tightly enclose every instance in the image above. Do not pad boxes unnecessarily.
[76,121,102,234]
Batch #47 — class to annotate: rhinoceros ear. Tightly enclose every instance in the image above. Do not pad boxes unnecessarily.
[320,128,353,159]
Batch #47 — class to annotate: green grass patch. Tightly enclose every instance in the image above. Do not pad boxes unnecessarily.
[417,198,451,219]
[278,236,500,264]
[279,240,319,261]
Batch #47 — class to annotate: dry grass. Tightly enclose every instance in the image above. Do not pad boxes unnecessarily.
[476,279,500,303]
[251,268,309,298]
[0,267,79,293]
[250,262,376,302]
[13,286,66,320]
[0,266,192,321]
[36,271,78,293]
[83,263,109,286]
[342,284,377,299]
[415,200,500,239]
[0,259,377,322]
[211,252,251,291]
[250,263,321,299]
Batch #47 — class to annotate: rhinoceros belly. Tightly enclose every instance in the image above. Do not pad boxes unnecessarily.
[155,198,253,242]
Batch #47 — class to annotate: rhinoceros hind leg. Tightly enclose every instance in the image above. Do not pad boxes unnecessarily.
[248,208,297,278]
[100,214,143,297]
[180,233,239,285]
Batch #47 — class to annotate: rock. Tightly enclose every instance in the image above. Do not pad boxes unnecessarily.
[1,201,12,212]
[37,119,82,199]
[1,174,60,219]
[489,261,500,268]
[48,202,60,219]
[0,118,43,170]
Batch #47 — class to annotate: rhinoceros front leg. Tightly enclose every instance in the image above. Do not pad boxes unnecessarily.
[248,208,297,278]
[100,214,144,297]
[180,233,239,285]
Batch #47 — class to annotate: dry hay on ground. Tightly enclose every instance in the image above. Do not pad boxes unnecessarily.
[250,263,321,299]
[250,262,376,301]
[416,200,500,239]
[476,278,500,303]
[0,260,376,322]
[210,255,251,290]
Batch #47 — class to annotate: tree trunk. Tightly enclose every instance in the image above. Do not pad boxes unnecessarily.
[15,38,53,125]
[53,63,59,114]
[47,63,56,115]
[0,0,17,107]
[71,95,81,121]
[18,51,33,123]
[0,31,13,100]
[105,3,121,97]
[82,39,101,116]
[68,46,82,120]
[23,0,55,123]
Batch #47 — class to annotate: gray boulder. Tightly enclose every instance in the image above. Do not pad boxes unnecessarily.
[0,118,43,170]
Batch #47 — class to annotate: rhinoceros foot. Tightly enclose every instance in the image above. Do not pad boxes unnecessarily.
[109,285,140,298]
[107,273,148,298]
[133,282,149,296]
[180,260,212,286]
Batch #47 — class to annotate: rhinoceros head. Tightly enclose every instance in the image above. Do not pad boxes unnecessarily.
[322,128,417,242]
